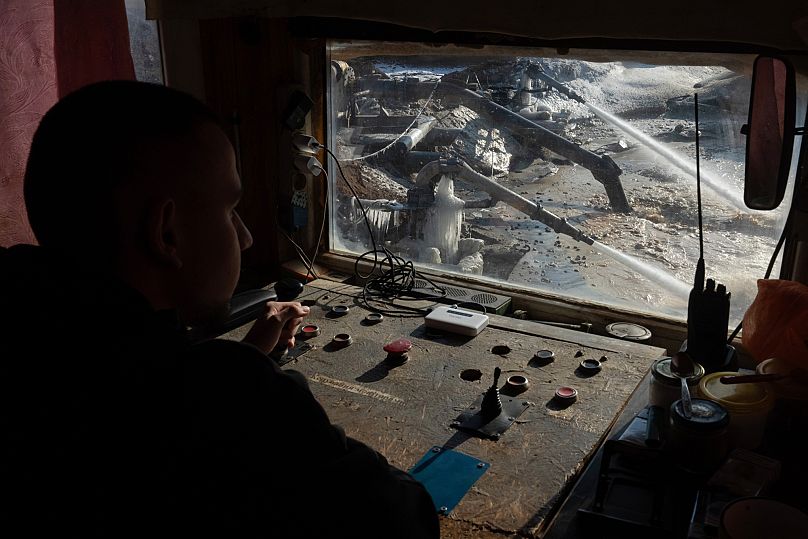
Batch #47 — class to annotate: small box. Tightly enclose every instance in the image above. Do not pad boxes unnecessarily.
[424,305,489,336]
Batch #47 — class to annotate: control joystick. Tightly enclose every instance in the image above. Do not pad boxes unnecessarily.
[481,367,503,417]
[269,278,305,361]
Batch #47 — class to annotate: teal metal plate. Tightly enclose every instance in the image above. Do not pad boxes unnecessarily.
[408,446,489,515]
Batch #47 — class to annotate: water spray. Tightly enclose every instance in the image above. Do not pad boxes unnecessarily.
[585,103,747,211]
[526,63,747,211]
[525,64,586,104]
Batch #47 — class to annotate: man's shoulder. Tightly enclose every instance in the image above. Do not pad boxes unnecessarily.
[181,338,312,402]
[185,338,286,377]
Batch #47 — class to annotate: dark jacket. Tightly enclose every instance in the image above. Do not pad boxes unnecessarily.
[0,245,439,538]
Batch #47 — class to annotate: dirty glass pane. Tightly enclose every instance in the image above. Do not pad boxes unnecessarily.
[125,0,164,84]
[327,42,800,324]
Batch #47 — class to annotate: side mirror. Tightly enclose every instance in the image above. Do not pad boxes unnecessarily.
[743,56,796,210]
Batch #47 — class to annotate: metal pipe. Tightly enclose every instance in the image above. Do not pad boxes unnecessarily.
[402,151,446,173]
[439,82,630,212]
[454,161,595,245]
[394,116,437,155]
[415,158,595,245]
[358,77,631,212]
[423,127,463,146]
[524,64,586,103]
[359,79,600,166]
[535,321,593,332]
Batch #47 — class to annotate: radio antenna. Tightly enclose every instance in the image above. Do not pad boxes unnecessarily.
[694,93,705,290]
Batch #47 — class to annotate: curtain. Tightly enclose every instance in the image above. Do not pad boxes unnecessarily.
[53,0,135,98]
[0,0,135,247]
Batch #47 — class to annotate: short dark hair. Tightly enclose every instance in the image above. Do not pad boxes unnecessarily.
[24,80,221,257]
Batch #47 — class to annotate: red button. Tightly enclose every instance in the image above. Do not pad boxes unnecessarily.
[384,339,412,354]
[555,386,578,403]
[556,386,576,397]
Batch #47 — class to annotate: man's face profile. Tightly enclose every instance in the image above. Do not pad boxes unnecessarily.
[167,122,253,327]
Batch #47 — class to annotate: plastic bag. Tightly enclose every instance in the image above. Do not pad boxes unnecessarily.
[742,279,808,368]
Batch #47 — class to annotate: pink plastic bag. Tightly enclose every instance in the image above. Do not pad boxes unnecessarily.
[742,279,808,368]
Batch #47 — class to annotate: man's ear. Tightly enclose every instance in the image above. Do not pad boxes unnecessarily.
[146,198,183,269]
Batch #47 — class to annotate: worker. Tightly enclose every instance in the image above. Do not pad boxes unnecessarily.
[0,80,439,538]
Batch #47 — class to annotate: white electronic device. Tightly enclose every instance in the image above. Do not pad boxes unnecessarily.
[424,305,489,336]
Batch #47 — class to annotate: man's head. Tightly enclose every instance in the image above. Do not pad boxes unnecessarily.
[24,80,253,326]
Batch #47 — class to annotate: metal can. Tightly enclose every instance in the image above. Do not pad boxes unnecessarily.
[669,398,729,474]
[649,357,705,410]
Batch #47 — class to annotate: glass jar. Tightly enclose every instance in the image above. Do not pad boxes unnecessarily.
[649,357,705,410]
[668,398,729,474]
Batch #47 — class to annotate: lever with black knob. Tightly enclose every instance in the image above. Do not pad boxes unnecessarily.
[481,367,503,417]
[268,278,305,361]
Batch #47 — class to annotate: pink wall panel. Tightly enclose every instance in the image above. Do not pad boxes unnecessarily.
[0,1,57,246]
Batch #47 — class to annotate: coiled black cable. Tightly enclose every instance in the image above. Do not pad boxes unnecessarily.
[323,146,446,316]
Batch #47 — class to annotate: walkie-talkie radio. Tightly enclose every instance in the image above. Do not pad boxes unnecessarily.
[682,94,736,373]
[685,266,733,372]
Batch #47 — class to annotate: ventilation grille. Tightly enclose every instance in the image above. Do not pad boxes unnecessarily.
[471,293,499,305]
[445,286,466,298]
[408,280,511,314]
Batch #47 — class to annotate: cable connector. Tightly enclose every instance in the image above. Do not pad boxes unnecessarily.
[293,133,322,153]
[294,153,322,176]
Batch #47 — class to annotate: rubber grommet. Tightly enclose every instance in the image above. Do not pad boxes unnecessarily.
[579,358,602,374]
[365,313,384,324]
[505,374,530,393]
[332,333,353,348]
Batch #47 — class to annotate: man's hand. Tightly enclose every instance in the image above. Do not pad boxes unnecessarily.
[242,302,310,355]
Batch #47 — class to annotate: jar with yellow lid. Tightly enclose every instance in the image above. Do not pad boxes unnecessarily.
[698,371,774,450]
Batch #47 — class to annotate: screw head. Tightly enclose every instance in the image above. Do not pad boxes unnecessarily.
[477,462,485,468]
[432,447,441,453]
[440,506,448,513]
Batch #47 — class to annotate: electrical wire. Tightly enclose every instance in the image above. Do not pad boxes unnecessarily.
[455,301,488,314]
[728,91,807,345]
[279,223,319,280]
[277,168,329,282]
[322,146,378,273]
[307,167,329,280]
[322,145,447,316]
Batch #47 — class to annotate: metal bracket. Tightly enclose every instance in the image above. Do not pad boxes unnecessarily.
[408,446,490,515]
[276,342,316,366]
[452,393,531,440]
